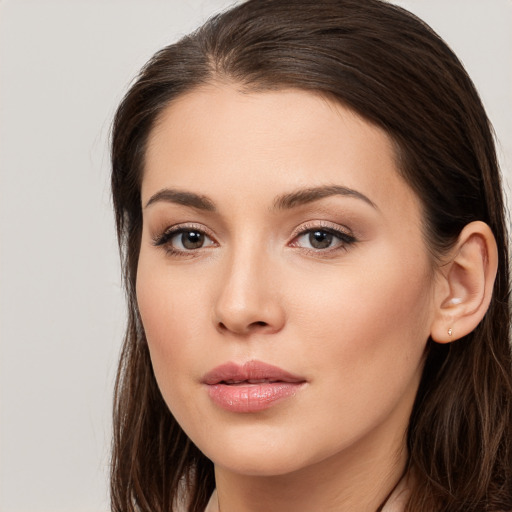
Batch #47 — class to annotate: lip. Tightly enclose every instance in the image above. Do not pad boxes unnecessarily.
[202,360,306,413]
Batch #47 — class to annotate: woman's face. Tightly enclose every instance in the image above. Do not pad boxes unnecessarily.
[137,86,437,477]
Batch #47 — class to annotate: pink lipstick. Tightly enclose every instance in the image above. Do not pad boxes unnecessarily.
[203,360,306,413]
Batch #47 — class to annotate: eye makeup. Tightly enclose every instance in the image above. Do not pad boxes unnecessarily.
[289,220,357,256]
[150,218,358,260]
[152,222,218,257]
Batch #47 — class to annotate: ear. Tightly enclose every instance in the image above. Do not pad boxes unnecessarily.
[430,221,498,343]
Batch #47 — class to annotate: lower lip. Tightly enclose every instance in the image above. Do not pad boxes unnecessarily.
[206,382,304,412]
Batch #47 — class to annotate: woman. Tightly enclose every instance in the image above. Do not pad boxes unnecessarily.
[110,0,512,510]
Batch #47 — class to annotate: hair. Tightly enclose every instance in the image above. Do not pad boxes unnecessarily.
[110,1,512,510]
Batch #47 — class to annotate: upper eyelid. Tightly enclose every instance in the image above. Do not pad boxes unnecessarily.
[157,222,214,236]
[290,220,354,239]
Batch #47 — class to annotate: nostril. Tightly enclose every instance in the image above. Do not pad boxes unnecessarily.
[247,321,271,332]
[216,319,269,334]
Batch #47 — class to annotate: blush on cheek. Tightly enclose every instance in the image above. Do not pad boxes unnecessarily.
[307,262,429,373]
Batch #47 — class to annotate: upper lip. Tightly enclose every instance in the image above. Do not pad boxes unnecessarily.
[202,360,306,385]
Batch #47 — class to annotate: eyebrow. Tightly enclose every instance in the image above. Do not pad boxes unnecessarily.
[145,189,216,211]
[273,185,377,210]
[144,184,377,212]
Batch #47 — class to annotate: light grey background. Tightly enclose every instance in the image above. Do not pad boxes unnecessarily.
[0,1,510,511]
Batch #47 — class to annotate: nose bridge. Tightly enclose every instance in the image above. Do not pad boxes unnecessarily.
[213,235,284,335]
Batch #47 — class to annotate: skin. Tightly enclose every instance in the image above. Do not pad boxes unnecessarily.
[137,85,440,512]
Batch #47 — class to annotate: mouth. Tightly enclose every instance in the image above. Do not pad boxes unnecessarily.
[202,360,306,385]
[202,360,307,413]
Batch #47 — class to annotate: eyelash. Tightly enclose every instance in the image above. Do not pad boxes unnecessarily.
[152,222,357,257]
[289,222,357,255]
[152,224,217,257]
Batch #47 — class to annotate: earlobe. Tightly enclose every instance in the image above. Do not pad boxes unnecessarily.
[430,221,498,344]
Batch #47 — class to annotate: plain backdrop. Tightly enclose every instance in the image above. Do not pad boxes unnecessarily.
[0,1,510,511]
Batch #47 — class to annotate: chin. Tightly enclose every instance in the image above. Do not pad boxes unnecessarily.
[211,449,311,477]
[193,425,337,478]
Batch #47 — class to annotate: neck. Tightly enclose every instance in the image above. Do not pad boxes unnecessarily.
[213,423,409,512]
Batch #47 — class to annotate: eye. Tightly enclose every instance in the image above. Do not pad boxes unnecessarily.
[292,225,356,252]
[153,226,216,254]
[302,230,335,249]
[172,230,210,250]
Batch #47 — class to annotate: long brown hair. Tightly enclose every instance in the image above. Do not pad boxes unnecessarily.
[110,1,512,510]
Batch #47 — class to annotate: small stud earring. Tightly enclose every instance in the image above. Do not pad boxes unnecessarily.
[448,328,453,337]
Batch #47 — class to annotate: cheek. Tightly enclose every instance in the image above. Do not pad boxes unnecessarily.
[289,251,433,393]
[135,258,208,390]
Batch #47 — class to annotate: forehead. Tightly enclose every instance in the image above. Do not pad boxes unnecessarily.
[142,85,420,222]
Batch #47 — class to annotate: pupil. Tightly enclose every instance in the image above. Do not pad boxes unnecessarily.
[309,230,332,249]
[182,231,204,249]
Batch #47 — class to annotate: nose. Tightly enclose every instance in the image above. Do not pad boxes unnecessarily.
[213,249,286,336]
